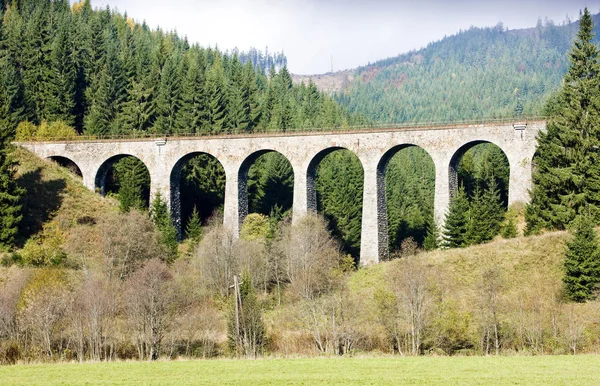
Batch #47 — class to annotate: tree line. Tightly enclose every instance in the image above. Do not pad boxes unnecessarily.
[335,13,592,124]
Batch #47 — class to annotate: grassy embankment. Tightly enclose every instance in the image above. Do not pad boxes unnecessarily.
[7,147,118,257]
[1,355,600,385]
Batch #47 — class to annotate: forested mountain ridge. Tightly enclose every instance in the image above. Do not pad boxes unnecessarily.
[0,0,363,139]
[296,13,598,124]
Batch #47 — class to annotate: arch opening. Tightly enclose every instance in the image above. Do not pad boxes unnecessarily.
[48,156,82,177]
[238,150,294,231]
[450,141,510,207]
[445,141,511,246]
[308,147,364,261]
[378,145,435,258]
[170,152,226,239]
[95,155,151,210]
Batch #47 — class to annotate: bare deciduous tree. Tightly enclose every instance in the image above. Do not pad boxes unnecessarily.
[195,220,239,297]
[123,259,176,360]
[281,214,340,301]
[18,269,72,359]
[388,238,431,355]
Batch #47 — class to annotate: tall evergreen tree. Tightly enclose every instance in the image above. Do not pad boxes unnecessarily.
[150,192,178,263]
[563,212,600,302]
[0,128,23,250]
[153,53,182,134]
[526,8,600,233]
[46,11,76,126]
[175,52,207,134]
[443,185,470,248]
[185,205,202,244]
[203,56,227,134]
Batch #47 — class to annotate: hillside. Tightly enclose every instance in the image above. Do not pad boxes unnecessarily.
[2,149,600,361]
[1,147,119,265]
[295,14,599,124]
[267,228,600,356]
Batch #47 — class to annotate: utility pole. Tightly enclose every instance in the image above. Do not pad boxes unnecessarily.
[233,275,241,356]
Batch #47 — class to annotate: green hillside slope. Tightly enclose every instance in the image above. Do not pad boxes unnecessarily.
[334,15,598,123]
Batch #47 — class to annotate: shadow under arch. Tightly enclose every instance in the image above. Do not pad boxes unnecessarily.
[306,146,361,212]
[376,144,436,260]
[47,156,83,177]
[449,140,511,204]
[94,154,151,201]
[307,146,364,260]
[169,151,226,237]
[238,149,295,229]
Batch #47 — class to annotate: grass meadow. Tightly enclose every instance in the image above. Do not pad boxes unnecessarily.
[1,355,600,385]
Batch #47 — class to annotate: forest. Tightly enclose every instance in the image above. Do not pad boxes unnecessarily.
[334,14,597,124]
[2,0,599,364]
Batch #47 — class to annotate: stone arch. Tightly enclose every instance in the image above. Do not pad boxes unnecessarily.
[94,154,151,198]
[376,144,436,260]
[449,140,511,203]
[306,146,364,259]
[47,156,82,177]
[306,146,363,212]
[238,149,295,229]
[169,151,225,237]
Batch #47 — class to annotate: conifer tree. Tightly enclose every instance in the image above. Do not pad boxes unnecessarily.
[526,8,600,233]
[46,12,76,126]
[203,55,227,134]
[175,52,207,134]
[0,132,23,250]
[153,53,182,134]
[150,192,178,263]
[443,185,470,248]
[185,205,202,244]
[423,218,439,251]
[563,212,600,302]
[465,186,487,245]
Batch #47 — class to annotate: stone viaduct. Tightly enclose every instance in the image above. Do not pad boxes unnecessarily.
[17,120,545,265]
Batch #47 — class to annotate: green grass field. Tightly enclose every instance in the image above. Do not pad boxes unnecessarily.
[1,355,600,385]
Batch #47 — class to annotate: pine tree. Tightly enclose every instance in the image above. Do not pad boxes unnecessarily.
[175,52,207,134]
[153,53,182,135]
[114,157,149,212]
[150,192,178,263]
[563,212,600,302]
[46,11,76,126]
[0,138,23,250]
[443,185,470,248]
[423,218,439,251]
[203,55,227,134]
[526,8,600,233]
[185,205,202,244]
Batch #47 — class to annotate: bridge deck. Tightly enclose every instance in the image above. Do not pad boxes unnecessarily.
[16,118,546,144]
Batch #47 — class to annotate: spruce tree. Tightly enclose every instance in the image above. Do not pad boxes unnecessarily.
[114,157,149,212]
[0,137,23,250]
[443,185,470,248]
[465,185,487,245]
[150,192,178,263]
[185,205,202,244]
[153,53,182,135]
[526,8,600,233]
[175,52,207,134]
[563,212,600,302]
[423,218,439,251]
[46,12,76,126]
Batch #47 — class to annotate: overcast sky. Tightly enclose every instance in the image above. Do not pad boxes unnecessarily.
[87,0,600,74]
